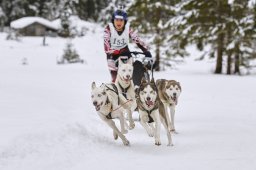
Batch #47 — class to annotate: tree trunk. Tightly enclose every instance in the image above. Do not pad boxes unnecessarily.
[215,33,224,74]
[155,45,160,71]
[227,52,232,75]
[226,7,232,75]
[154,28,161,71]
[234,43,240,74]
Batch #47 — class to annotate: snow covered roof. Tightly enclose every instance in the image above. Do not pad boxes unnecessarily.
[10,17,58,30]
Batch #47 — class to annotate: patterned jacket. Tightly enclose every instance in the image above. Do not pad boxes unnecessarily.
[104,23,148,55]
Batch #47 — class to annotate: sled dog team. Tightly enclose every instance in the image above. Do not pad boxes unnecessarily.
[91,58,182,146]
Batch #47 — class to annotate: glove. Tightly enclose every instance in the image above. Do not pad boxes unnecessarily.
[112,50,120,55]
[144,51,152,58]
[107,59,118,71]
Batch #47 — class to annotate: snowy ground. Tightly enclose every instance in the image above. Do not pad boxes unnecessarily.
[0,27,256,170]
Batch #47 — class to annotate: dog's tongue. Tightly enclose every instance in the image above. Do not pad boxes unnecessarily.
[124,78,130,83]
[146,100,154,106]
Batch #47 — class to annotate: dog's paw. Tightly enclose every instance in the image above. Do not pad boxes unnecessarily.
[147,130,154,137]
[155,139,161,146]
[113,133,118,140]
[167,143,174,147]
[170,129,178,134]
[123,139,130,146]
[129,122,135,130]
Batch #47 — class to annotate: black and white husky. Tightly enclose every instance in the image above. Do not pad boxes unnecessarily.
[115,57,137,129]
[137,78,173,146]
[91,82,130,146]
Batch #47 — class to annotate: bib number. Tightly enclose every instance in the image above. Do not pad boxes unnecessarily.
[113,38,125,47]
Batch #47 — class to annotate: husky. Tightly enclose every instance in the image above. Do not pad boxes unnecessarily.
[91,82,130,146]
[156,79,182,133]
[115,57,137,130]
[136,78,173,146]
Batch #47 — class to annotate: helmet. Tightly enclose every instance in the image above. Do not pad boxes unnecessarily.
[112,9,128,22]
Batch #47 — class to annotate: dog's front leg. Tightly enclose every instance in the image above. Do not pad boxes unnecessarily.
[151,110,161,146]
[126,109,135,130]
[117,111,128,134]
[105,119,130,146]
[164,103,172,132]
[139,112,154,137]
[169,105,177,133]
[160,116,173,146]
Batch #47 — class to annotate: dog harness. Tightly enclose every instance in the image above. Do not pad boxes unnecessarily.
[99,96,113,119]
[118,82,131,99]
[144,105,158,123]
[102,84,120,120]
[137,97,159,123]
[104,83,120,105]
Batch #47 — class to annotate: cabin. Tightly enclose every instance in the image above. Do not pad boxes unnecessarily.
[10,17,58,36]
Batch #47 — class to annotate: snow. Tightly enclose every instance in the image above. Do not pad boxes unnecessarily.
[228,0,235,5]
[1,21,256,170]
[10,17,58,30]
[51,15,99,35]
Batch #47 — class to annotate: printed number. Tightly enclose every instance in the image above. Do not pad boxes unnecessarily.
[113,38,125,46]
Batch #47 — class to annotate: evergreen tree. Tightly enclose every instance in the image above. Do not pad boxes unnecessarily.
[99,0,131,24]
[128,0,179,71]
[0,6,6,31]
[61,40,81,64]
[169,0,256,75]
[58,0,77,37]
[1,0,28,25]
[75,0,108,21]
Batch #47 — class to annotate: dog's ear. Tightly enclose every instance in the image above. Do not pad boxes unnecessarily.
[141,77,147,84]
[177,82,182,91]
[150,78,155,84]
[127,57,133,65]
[118,57,124,65]
[91,82,96,90]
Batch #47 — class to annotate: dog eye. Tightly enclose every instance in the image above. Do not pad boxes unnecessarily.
[150,91,154,94]
[170,88,173,90]
[176,88,178,90]
[122,69,125,72]
[98,94,102,97]
[91,95,94,98]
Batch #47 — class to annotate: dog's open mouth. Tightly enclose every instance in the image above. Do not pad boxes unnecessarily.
[122,77,130,83]
[170,96,178,105]
[146,100,154,107]
[171,96,177,102]
[95,102,103,111]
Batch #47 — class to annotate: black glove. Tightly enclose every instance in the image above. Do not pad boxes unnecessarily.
[144,51,152,58]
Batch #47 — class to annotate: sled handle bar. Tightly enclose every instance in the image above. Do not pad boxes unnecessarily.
[129,51,147,56]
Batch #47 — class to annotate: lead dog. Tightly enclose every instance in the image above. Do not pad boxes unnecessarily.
[91,82,130,146]
[156,79,182,133]
[115,57,137,130]
[137,78,173,146]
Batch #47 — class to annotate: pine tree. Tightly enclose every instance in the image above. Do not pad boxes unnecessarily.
[0,0,28,25]
[128,0,178,71]
[62,40,81,63]
[75,0,108,21]
[99,0,131,24]
[58,0,77,37]
[0,6,6,31]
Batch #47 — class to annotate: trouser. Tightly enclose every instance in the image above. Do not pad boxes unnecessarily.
[110,60,145,86]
